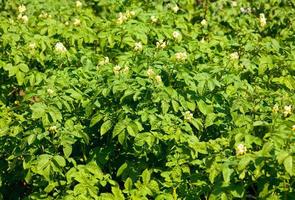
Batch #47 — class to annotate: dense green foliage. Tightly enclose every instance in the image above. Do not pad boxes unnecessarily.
[0,0,295,199]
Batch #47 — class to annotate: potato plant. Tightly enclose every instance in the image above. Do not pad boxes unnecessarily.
[0,0,295,199]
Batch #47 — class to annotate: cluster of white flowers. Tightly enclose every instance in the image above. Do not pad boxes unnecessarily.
[272,104,279,113]
[17,5,28,23]
[146,68,162,84]
[175,52,187,61]
[272,104,292,117]
[98,57,110,66]
[240,7,251,14]
[76,0,82,8]
[156,40,167,49]
[201,19,207,26]
[236,144,247,156]
[283,105,292,117]
[73,18,81,26]
[48,126,57,133]
[113,65,121,74]
[18,4,26,13]
[172,31,181,40]
[113,65,129,75]
[230,52,239,60]
[134,42,143,51]
[259,13,267,27]
[184,111,193,121]
[55,42,67,53]
[39,11,51,19]
[150,15,158,23]
[117,10,135,24]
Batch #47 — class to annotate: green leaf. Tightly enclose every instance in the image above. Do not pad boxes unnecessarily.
[172,100,179,112]
[90,113,103,127]
[44,182,57,193]
[277,151,289,164]
[113,121,126,137]
[31,103,47,119]
[27,134,36,145]
[18,63,29,73]
[124,177,133,191]
[238,156,251,171]
[112,187,124,200]
[205,113,216,127]
[63,145,72,158]
[283,156,293,176]
[161,101,170,114]
[117,162,128,177]
[222,166,233,184]
[53,155,66,167]
[197,100,213,115]
[142,169,151,185]
[100,120,112,136]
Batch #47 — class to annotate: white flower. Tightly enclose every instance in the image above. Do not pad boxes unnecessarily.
[155,75,162,84]
[201,19,207,26]
[172,31,181,40]
[76,0,82,8]
[231,1,237,7]
[55,42,67,53]
[292,125,295,131]
[134,42,143,51]
[113,65,121,74]
[230,52,239,60]
[283,105,292,117]
[117,12,127,24]
[259,13,267,27]
[147,68,155,78]
[175,52,187,61]
[272,104,279,113]
[156,40,167,49]
[73,18,81,26]
[150,15,158,23]
[184,111,193,121]
[47,89,54,95]
[29,43,36,49]
[18,4,26,13]
[48,126,57,133]
[236,144,247,156]
[172,4,179,13]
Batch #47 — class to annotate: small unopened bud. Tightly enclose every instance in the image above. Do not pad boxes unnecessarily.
[155,75,162,84]
[47,89,54,95]
[201,19,207,26]
[76,0,82,8]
